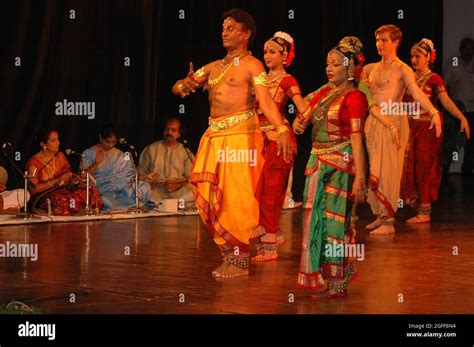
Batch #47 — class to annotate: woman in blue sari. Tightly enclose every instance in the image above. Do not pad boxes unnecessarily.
[81,125,153,210]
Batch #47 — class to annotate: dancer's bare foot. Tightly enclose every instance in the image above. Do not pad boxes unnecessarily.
[370,224,395,235]
[365,218,381,230]
[212,260,229,277]
[406,214,430,224]
[218,263,249,278]
[253,233,278,262]
[251,251,278,262]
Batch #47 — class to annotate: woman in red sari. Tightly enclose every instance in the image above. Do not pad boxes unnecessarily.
[252,31,308,262]
[401,39,470,223]
[27,129,103,216]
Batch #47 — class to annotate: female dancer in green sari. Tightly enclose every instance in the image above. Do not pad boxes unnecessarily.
[293,37,367,299]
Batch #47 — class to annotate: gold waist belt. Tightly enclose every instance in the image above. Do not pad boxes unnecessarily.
[209,110,256,132]
[311,140,351,155]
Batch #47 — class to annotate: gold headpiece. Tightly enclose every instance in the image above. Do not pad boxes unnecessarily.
[332,36,365,81]
[412,38,436,64]
[264,31,296,66]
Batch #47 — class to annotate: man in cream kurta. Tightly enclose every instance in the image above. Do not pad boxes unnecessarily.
[138,118,195,203]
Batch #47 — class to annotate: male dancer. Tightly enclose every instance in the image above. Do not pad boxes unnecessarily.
[172,9,292,278]
[361,25,442,234]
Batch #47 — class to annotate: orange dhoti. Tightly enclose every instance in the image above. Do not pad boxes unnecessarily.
[190,110,264,268]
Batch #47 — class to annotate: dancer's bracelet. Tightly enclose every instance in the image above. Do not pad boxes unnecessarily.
[429,108,439,117]
[178,83,188,98]
[293,127,304,135]
[277,124,289,136]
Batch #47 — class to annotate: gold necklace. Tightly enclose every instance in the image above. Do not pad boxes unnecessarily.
[415,69,432,84]
[207,51,251,87]
[266,69,286,85]
[374,59,398,90]
[41,151,56,178]
[313,86,351,121]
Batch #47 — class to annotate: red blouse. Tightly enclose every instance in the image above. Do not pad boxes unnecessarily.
[256,74,302,124]
[306,85,367,141]
[404,72,447,110]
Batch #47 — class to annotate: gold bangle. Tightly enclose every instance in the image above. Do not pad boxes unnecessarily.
[355,176,366,181]
[178,83,187,98]
[429,108,439,117]
[293,127,304,135]
[276,124,289,135]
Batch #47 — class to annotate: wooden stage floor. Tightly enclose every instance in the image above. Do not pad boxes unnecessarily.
[0,175,473,314]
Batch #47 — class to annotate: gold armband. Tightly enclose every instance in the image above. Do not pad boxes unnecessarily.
[195,67,205,78]
[252,72,268,87]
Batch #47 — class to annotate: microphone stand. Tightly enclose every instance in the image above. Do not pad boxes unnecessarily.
[1,147,41,220]
[179,139,194,165]
[177,138,194,211]
[76,168,100,216]
[124,143,147,214]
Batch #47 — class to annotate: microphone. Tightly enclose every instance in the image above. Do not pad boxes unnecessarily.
[177,138,190,147]
[119,137,138,159]
[65,148,86,158]
[1,142,12,150]
[119,137,136,150]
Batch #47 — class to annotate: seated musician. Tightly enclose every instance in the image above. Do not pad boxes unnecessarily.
[138,117,195,204]
[80,124,153,210]
[26,128,103,215]
[0,165,30,214]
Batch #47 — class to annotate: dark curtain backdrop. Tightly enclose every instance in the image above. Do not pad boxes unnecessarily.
[0,0,442,199]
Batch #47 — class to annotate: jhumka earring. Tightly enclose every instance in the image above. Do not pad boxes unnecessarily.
[347,58,355,81]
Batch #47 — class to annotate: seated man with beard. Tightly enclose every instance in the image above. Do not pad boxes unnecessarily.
[138,117,195,205]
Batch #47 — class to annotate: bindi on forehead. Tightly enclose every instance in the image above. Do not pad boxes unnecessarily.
[264,45,276,51]
[327,53,343,63]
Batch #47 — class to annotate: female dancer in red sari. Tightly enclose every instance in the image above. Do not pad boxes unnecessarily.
[252,31,308,262]
[401,39,470,223]
[27,129,103,216]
